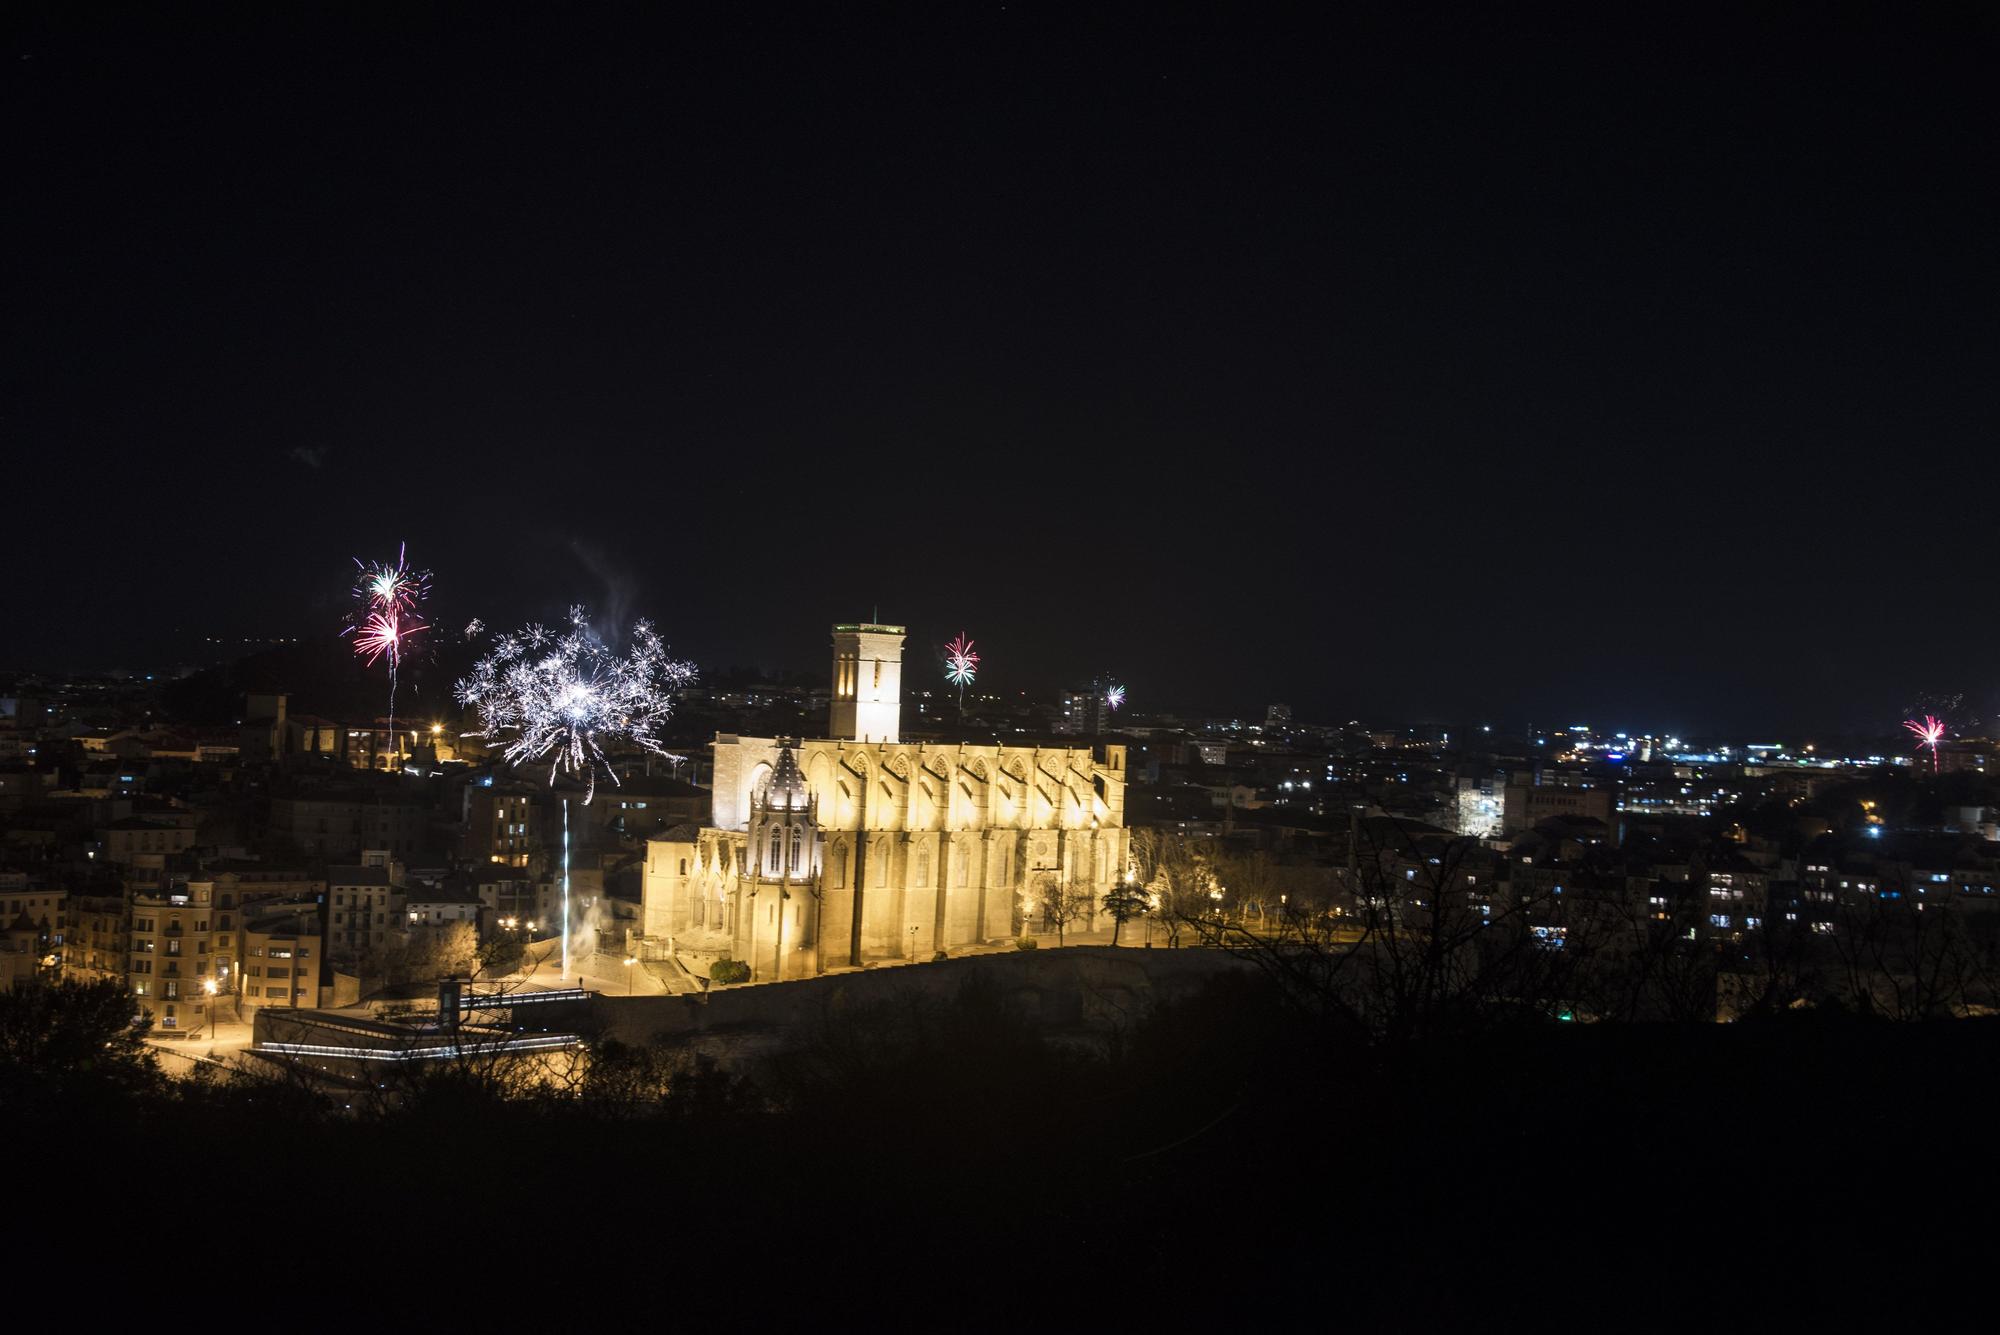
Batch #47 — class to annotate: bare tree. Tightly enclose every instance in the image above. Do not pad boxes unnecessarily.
[426,921,482,979]
[1101,877,1151,946]
[1716,899,1824,1020]
[1829,882,1978,1020]
[1168,818,1604,1045]
[1034,873,1093,947]
[1127,827,1166,897]
[1153,832,1214,948]
[1572,879,1719,1024]
[1215,847,1279,929]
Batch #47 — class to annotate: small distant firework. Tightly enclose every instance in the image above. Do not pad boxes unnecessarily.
[463,618,485,640]
[456,606,696,802]
[1904,715,1946,772]
[345,543,430,763]
[1105,683,1127,712]
[944,633,979,691]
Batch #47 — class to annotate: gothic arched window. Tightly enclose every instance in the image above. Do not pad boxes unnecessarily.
[917,850,930,887]
[768,827,782,874]
[790,827,803,873]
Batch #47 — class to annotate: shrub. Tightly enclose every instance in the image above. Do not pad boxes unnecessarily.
[709,959,752,984]
[1015,937,1039,952]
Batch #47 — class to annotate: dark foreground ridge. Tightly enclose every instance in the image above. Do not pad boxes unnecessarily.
[8,971,1997,1321]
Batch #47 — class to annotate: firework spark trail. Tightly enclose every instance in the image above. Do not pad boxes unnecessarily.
[457,606,696,980]
[345,543,431,765]
[1904,715,1946,772]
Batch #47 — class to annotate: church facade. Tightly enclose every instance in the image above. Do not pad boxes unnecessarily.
[640,622,1129,980]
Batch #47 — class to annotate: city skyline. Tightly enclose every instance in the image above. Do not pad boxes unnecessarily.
[7,590,1997,742]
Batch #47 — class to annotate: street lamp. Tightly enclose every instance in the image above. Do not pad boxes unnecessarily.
[623,956,638,994]
[202,976,219,1041]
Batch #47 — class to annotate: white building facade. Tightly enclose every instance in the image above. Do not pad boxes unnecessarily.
[642,622,1129,980]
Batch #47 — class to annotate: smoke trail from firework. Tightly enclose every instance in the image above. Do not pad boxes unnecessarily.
[346,543,430,765]
[1904,715,1946,772]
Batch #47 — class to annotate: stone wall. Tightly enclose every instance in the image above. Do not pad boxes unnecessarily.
[585,946,1251,1059]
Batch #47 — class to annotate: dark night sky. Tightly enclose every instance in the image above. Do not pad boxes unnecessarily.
[7,3,1996,733]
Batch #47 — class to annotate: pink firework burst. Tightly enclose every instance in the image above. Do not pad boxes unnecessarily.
[944,633,979,689]
[352,611,403,666]
[1904,715,1946,772]
[349,542,430,656]
[344,542,431,769]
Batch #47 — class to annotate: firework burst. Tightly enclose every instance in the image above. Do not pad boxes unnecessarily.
[1904,715,1947,772]
[1105,683,1127,712]
[345,543,431,765]
[456,606,696,802]
[351,612,404,665]
[944,632,979,693]
[459,607,695,981]
[353,544,428,620]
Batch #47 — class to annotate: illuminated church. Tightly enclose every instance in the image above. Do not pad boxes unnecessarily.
[640,622,1129,980]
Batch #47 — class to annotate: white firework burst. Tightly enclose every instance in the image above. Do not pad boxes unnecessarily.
[456,605,696,802]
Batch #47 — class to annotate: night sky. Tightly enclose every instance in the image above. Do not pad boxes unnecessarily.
[8,4,1995,733]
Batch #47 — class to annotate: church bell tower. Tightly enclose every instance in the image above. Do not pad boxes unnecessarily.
[830,621,905,743]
